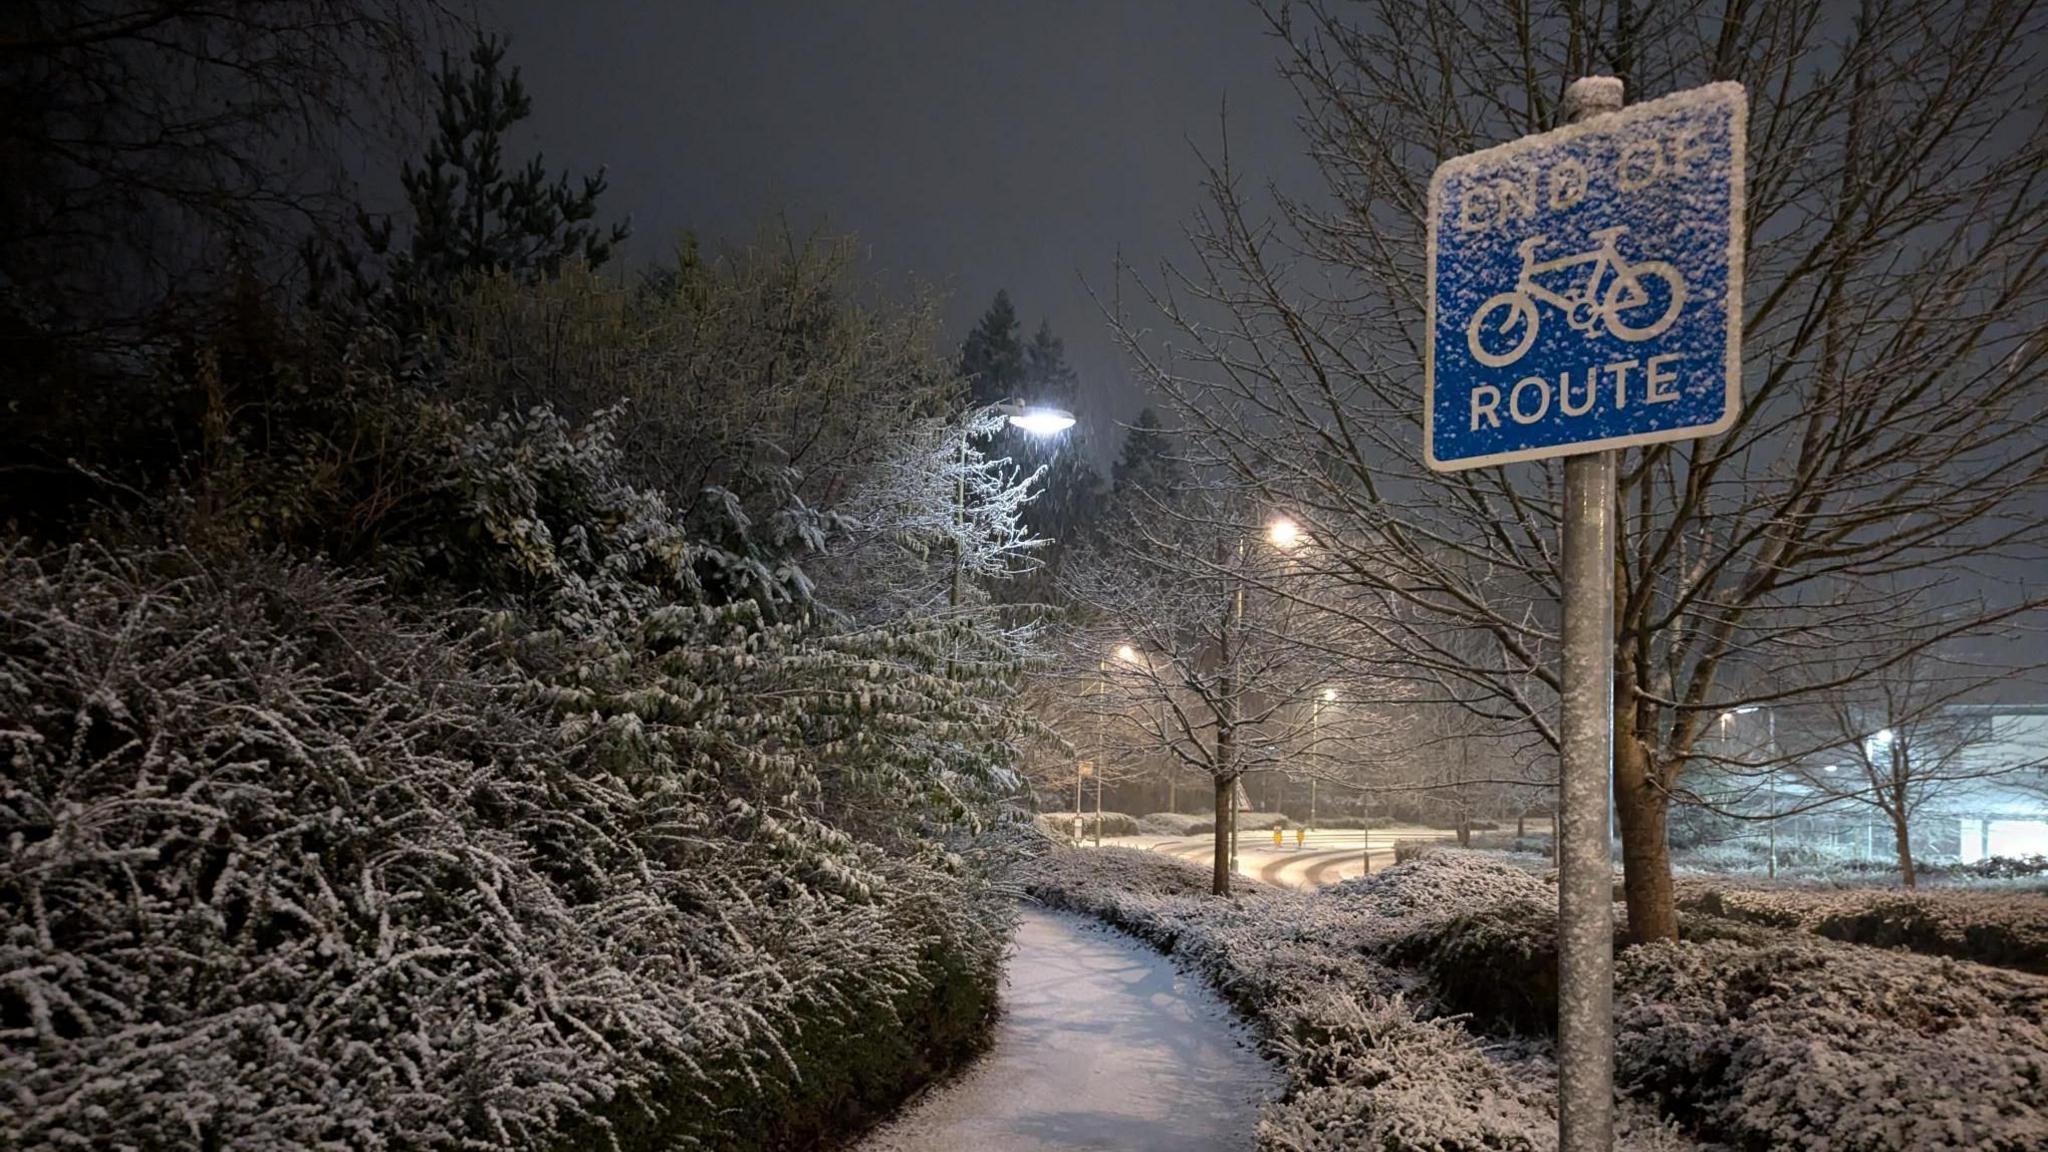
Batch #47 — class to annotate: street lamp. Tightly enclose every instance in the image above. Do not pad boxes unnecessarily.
[1004,404,1077,436]
[1266,515,1303,550]
[1309,687,1336,831]
[1092,643,1139,848]
[952,402,1075,611]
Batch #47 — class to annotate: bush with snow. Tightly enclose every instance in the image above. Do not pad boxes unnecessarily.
[1032,811,1141,840]
[1617,936,2048,1150]
[0,435,1020,1151]
[1676,881,2048,974]
[1023,844,2048,1151]
[1138,812,1214,835]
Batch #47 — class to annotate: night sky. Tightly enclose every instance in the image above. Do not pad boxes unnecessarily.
[480,1,1318,458]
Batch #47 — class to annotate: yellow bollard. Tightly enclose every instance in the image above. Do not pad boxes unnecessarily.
[1295,827,1306,849]
[1272,827,1284,848]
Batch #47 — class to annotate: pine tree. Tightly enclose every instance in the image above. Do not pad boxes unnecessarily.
[1022,319,1077,405]
[956,292,1105,601]
[957,290,1024,406]
[361,36,628,308]
[1111,407,1184,501]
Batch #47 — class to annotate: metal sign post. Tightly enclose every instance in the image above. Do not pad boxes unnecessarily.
[1424,77,1747,1152]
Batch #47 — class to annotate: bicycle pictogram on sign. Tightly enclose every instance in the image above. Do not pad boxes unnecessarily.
[1465,226,1686,368]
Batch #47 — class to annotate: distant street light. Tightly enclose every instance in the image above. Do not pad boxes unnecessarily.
[1266,515,1303,550]
[1116,643,1139,664]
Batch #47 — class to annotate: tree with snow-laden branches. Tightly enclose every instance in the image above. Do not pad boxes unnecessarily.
[1061,482,1379,894]
[1113,0,2048,941]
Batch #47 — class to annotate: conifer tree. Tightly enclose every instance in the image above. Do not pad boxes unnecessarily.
[361,36,628,308]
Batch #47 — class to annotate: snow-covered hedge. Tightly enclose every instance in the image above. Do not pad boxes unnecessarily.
[1392,837,1438,863]
[1032,811,1141,840]
[0,547,1009,1150]
[1617,937,2048,1150]
[1019,848,1689,1151]
[1024,846,2048,1151]
[1676,882,2048,974]
[1138,811,1213,835]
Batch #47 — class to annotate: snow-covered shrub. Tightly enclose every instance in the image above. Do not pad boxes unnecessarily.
[1393,837,1439,863]
[1676,882,2048,974]
[1021,848,1687,1151]
[1139,811,1214,835]
[0,539,1014,1150]
[1617,937,2048,1150]
[1030,811,1140,840]
[1944,853,2048,881]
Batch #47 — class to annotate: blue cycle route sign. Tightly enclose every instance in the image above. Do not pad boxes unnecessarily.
[1425,83,1746,471]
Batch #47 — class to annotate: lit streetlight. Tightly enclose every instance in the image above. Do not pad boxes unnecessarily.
[1266,515,1303,550]
[1005,406,1077,436]
[952,402,1075,611]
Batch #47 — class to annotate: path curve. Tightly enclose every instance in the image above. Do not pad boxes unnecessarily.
[856,906,1277,1152]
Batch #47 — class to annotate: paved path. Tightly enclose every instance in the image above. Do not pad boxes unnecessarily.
[855,907,1277,1152]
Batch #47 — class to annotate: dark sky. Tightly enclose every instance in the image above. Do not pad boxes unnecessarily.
[479,0,1317,463]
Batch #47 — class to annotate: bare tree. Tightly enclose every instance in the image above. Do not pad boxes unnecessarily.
[1113,0,2048,939]
[1064,487,1354,894]
[1801,641,2046,887]
[1,0,446,331]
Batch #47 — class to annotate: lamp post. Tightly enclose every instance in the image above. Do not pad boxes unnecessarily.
[1729,706,1777,878]
[1312,687,1334,832]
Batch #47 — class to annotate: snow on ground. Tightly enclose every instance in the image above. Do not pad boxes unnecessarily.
[855,906,1279,1152]
[1100,827,1460,889]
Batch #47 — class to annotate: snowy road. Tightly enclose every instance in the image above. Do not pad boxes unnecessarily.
[854,907,1277,1152]
[1129,827,1461,889]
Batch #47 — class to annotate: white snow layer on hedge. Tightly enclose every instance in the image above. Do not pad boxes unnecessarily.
[1026,845,2048,1151]
[1021,848,1693,1151]
[0,548,1007,1150]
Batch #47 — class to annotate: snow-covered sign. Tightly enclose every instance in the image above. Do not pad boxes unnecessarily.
[1425,83,1746,471]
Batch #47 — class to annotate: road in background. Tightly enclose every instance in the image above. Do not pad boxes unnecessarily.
[1111,828,1465,889]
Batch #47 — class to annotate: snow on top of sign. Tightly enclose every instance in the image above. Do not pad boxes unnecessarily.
[1564,75,1624,117]
[1430,81,1745,184]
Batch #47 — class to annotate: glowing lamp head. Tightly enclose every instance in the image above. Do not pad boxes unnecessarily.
[1266,516,1302,549]
[1321,688,1337,701]
[1116,644,1138,663]
[1006,407,1076,436]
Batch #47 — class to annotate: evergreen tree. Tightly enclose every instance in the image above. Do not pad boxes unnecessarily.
[957,289,1024,406]
[955,291,1106,599]
[1022,319,1077,405]
[360,36,628,308]
[1111,407,1184,502]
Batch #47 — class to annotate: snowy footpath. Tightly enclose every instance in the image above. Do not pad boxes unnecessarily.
[854,906,1277,1152]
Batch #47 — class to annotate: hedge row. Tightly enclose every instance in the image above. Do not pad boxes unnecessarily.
[1020,848,1691,1151]
[1023,845,2048,1151]
[1379,889,2048,1150]
[1675,882,2048,974]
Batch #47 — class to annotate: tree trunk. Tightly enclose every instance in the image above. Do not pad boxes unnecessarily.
[1893,814,1917,890]
[1211,775,1232,896]
[1517,812,1526,839]
[1614,739,1679,943]
[1456,816,1471,847]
